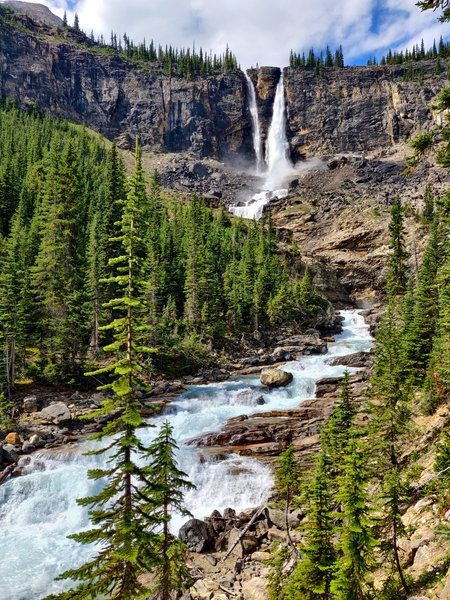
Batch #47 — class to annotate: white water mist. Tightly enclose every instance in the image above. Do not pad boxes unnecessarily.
[264,74,292,190]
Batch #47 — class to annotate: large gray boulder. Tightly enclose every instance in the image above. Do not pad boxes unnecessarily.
[40,402,71,425]
[260,368,293,388]
[179,518,213,552]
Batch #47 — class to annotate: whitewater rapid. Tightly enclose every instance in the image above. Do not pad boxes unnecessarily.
[0,310,372,599]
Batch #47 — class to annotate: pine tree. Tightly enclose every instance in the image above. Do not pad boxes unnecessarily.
[331,435,376,600]
[386,196,409,297]
[144,421,195,600]
[369,301,412,596]
[296,267,327,317]
[285,453,335,600]
[321,371,356,472]
[422,184,435,224]
[32,140,88,380]
[0,202,34,391]
[41,140,161,600]
[273,444,302,552]
[431,256,450,393]
[405,219,442,373]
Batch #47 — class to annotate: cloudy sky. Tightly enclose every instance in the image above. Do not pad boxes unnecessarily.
[11,0,450,67]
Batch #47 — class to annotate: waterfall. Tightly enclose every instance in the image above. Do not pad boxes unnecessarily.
[230,72,293,220]
[264,74,292,190]
[245,73,263,173]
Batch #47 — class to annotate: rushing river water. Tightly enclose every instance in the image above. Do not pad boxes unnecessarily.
[0,310,372,599]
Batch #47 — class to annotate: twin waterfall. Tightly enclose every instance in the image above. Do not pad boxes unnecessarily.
[231,73,293,220]
[245,72,263,173]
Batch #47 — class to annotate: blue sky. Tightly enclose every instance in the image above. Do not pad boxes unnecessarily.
[10,0,450,68]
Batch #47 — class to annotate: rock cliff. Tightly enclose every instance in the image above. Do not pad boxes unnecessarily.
[1,9,446,162]
[284,63,447,160]
[0,13,253,158]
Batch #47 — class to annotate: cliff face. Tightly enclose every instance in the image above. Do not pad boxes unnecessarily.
[284,63,447,160]
[0,11,446,163]
[0,16,253,158]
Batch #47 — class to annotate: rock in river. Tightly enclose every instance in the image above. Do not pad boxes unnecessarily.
[260,368,293,388]
[179,518,214,552]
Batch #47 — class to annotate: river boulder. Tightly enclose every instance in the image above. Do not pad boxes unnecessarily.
[40,402,71,425]
[260,368,293,387]
[4,432,21,445]
[179,518,214,552]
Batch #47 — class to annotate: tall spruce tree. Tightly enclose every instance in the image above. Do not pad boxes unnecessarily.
[32,140,88,380]
[369,302,412,596]
[144,421,195,600]
[273,444,302,553]
[386,196,409,297]
[285,453,335,600]
[321,370,356,472]
[42,140,161,600]
[405,219,443,374]
[331,435,376,600]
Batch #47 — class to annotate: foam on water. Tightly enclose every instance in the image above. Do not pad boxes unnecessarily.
[0,310,372,599]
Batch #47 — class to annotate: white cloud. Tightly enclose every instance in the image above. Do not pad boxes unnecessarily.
[8,0,450,66]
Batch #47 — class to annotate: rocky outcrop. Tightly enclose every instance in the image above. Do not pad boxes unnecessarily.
[284,63,447,160]
[2,10,446,167]
[39,402,71,425]
[188,373,367,467]
[0,15,253,159]
[180,519,215,552]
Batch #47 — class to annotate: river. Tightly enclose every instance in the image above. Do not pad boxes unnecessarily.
[0,309,372,599]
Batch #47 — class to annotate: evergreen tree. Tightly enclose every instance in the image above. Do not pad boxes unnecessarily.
[296,267,327,317]
[42,141,161,600]
[331,435,376,600]
[431,257,450,393]
[273,444,302,552]
[144,421,195,600]
[0,202,34,391]
[31,140,88,380]
[405,219,442,373]
[386,196,409,297]
[321,371,356,471]
[369,301,412,596]
[422,184,435,224]
[285,454,335,600]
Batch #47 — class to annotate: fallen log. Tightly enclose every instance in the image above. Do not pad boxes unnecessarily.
[221,505,266,562]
